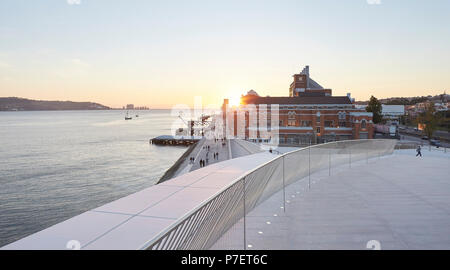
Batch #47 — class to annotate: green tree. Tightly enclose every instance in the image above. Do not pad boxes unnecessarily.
[417,102,441,138]
[366,96,383,124]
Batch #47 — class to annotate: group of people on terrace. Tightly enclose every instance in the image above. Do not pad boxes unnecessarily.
[190,136,227,169]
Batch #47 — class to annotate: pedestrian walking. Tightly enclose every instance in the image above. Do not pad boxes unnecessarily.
[416,145,422,157]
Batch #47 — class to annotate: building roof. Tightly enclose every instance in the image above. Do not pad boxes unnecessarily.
[246,90,259,96]
[241,95,352,105]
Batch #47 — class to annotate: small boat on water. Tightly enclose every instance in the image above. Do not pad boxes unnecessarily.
[125,111,132,120]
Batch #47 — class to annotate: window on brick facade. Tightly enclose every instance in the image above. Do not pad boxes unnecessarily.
[301,120,312,127]
[316,127,321,134]
[287,119,296,126]
[338,112,346,127]
[325,120,333,127]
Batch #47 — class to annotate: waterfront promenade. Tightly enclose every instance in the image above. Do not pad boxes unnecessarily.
[165,138,264,180]
[187,139,230,172]
[157,113,265,181]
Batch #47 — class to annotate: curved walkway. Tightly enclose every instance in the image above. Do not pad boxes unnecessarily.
[212,149,450,250]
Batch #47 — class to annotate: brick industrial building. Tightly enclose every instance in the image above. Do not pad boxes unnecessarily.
[222,66,374,144]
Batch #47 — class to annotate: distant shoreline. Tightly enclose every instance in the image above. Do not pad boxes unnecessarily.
[0,97,112,111]
[0,108,169,112]
[0,109,112,112]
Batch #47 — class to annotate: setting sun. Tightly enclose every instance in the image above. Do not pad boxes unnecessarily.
[229,96,242,107]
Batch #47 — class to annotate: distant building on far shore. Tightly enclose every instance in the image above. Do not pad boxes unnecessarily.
[381,105,405,122]
[122,104,150,110]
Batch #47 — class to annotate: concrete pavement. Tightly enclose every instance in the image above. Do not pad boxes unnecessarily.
[212,149,450,250]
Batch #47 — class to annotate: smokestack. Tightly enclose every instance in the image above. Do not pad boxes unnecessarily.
[301,65,310,77]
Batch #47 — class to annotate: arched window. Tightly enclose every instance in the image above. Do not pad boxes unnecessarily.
[338,111,346,127]
[287,111,296,126]
[361,119,367,129]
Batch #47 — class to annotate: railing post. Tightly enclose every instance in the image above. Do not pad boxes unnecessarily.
[308,139,311,190]
[378,142,381,160]
[243,177,246,250]
[328,143,331,176]
[366,142,369,164]
[282,155,286,213]
[349,146,351,168]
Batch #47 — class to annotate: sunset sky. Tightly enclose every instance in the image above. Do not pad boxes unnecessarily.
[1,0,449,109]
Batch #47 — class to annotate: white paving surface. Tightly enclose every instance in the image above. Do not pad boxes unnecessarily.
[213,149,450,250]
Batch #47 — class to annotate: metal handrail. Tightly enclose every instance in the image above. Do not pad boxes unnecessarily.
[139,139,396,250]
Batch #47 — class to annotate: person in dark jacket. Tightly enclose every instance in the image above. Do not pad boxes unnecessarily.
[416,145,422,157]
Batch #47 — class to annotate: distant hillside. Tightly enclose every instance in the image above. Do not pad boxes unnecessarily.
[356,93,449,105]
[0,97,110,111]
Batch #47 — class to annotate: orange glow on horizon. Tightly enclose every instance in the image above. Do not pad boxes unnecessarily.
[228,96,242,107]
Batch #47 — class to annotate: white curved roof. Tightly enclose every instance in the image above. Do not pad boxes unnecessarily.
[2,152,277,250]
